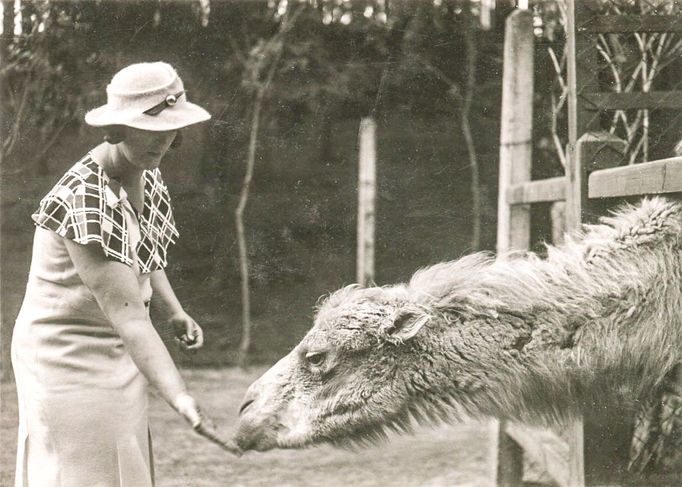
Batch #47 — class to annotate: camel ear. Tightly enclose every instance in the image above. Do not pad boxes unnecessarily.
[380,309,430,344]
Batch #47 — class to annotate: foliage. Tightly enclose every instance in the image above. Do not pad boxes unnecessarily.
[532,0,682,166]
[1,0,110,172]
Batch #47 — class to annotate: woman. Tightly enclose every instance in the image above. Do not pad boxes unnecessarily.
[11,62,235,487]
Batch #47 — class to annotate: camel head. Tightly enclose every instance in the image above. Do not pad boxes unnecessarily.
[234,282,449,452]
[233,255,550,452]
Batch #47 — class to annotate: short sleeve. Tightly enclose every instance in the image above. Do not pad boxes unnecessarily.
[31,164,135,267]
[32,184,76,239]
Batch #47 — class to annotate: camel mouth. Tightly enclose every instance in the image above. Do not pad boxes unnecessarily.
[234,413,288,452]
[233,430,280,452]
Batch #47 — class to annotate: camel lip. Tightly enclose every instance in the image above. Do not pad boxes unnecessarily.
[233,420,281,452]
[233,433,278,452]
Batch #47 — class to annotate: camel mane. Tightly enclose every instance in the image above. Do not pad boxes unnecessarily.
[407,197,682,317]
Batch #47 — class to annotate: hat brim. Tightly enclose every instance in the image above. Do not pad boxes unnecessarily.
[85,101,211,131]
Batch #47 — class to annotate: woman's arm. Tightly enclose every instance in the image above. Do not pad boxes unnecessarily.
[64,240,239,453]
[65,240,190,415]
[150,269,204,350]
[149,269,183,320]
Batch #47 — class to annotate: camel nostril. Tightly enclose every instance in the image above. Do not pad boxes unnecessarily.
[239,399,255,416]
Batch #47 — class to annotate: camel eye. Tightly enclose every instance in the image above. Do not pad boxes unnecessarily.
[305,351,326,367]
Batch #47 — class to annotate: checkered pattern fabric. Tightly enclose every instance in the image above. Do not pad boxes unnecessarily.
[32,155,179,274]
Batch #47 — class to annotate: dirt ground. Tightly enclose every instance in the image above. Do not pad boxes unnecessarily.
[1,367,501,487]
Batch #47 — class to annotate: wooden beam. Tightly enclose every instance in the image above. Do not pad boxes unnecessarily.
[566,0,600,233]
[572,5,601,140]
[504,422,571,487]
[566,419,585,487]
[583,91,682,111]
[497,9,534,254]
[589,156,682,199]
[496,421,524,487]
[581,15,682,34]
[506,177,566,204]
[495,11,533,485]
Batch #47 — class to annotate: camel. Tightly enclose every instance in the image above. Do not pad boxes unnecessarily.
[233,197,682,481]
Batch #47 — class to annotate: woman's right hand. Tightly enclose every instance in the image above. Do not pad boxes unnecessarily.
[173,394,242,456]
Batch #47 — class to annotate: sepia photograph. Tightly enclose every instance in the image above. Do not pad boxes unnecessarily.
[1,0,681,485]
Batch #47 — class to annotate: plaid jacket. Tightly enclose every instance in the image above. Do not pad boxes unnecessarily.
[32,155,179,274]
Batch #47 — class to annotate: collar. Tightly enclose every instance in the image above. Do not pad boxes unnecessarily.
[104,179,129,209]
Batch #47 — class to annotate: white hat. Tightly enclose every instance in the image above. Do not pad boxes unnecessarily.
[84,62,211,131]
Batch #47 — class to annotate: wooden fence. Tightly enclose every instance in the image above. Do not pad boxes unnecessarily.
[494,3,682,486]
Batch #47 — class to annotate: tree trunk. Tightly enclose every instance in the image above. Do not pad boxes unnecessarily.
[235,88,264,369]
[233,5,302,367]
[461,20,481,251]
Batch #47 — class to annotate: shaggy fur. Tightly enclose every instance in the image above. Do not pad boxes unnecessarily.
[234,197,682,473]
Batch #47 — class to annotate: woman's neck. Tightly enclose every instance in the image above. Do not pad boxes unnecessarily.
[92,142,144,187]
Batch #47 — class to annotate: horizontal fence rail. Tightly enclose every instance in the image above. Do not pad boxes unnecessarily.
[506,176,566,204]
[582,92,682,111]
[581,14,682,33]
[505,158,682,206]
[589,156,682,199]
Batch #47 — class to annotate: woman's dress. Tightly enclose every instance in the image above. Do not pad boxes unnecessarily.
[11,155,178,487]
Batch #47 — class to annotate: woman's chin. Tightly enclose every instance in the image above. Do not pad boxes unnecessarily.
[138,154,164,169]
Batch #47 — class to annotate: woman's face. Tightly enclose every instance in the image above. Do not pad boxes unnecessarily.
[119,127,178,170]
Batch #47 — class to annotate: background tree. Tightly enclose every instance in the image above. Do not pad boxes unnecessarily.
[228,4,306,367]
[1,0,109,173]
[392,1,504,251]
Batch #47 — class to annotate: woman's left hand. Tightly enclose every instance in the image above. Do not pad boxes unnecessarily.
[169,311,204,350]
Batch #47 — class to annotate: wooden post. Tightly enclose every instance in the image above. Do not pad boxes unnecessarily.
[565,0,600,232]
[479,0,494,31]
[550,202,566,245]
[496,9,533,254]
[563,2,591,485]
[357,117,376,286]
[566,419,586,487]
[494,9,533,486]
[567,131,628,231]
[494,420,524,487]
[565,0,581,233]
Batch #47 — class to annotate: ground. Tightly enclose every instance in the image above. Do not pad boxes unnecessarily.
[1,367,500,487]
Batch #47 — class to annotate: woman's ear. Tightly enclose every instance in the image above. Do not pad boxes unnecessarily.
[103,125,126,145]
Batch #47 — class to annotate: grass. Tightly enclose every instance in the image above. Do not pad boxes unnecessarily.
[1,367,497,487]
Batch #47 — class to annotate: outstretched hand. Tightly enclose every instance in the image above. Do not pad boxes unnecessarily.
[174,394,241,456]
